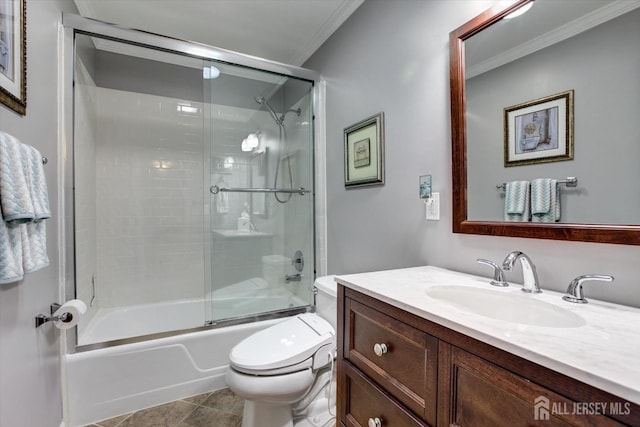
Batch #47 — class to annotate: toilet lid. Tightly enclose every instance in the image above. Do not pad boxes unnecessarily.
[229,313,335,373]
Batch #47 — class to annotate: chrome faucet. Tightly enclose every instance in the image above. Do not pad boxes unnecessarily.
[563,274,613,304]
[501,251,542,294]
[476,259,508,287]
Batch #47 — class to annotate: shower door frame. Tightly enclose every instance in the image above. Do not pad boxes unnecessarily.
[61,14,323,354]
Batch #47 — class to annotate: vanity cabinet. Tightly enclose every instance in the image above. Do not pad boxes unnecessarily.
[337,285,638,427]
[342,296,438,425]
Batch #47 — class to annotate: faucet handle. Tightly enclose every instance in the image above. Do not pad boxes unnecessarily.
[563,274,614,304]
[477,259,508,287]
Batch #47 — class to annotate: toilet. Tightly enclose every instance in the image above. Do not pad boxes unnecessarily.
[226,275,337,427]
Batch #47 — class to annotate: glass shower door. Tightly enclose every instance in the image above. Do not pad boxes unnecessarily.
[205,61,315,322]
[73,33,210,345]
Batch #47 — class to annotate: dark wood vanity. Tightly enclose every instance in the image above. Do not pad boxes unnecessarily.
[337,284,640,427]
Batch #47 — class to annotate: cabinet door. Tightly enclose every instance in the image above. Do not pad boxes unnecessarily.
[341,361,429,427]
[438,344,624,427]
[345,297,438,423]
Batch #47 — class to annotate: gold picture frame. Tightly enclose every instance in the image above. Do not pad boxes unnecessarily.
[504,90,573,167]
[0,0,26,115]
[344,112,384,188]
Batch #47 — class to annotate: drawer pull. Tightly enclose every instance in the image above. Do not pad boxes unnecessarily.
[373,343,388,357]
[368,417,382,427]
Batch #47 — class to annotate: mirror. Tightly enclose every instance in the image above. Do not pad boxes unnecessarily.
[450,0,640,245]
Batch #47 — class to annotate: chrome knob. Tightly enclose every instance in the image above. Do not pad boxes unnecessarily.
[368,417,382,427]
[373,343,388,357]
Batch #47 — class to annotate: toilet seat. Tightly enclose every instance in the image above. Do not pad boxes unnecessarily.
[229,313,335,376]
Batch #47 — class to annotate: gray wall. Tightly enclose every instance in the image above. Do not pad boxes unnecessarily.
[467,8,640,223]
[305,0,640,308]
[0,1,77,427]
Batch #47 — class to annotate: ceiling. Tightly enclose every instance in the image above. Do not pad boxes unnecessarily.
[73,0,365,67]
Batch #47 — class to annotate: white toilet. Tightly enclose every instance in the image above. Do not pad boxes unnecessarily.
[226,275,337,427]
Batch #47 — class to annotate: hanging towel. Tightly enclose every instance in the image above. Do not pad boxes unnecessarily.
[504,180,530,222]
[21,221,49,273]
[0,132,50,283]
[22,143,51,221]
[531,178,560,223]
[0,219,24,284]
[0,132,35,223]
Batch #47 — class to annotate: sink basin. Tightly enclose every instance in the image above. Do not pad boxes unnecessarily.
[425,286,586,328]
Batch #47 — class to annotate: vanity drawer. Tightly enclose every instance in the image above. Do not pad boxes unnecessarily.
[342,361,429,427]
[344,297,438,423]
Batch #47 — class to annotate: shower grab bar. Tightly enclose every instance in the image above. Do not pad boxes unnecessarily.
[210,185,310,195]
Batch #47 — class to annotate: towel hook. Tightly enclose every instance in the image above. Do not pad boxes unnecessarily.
[42,157,48,165]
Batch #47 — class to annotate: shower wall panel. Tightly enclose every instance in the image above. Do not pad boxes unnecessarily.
[95,89,205,308]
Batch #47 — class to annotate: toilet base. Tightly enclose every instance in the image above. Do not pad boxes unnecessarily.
[242,401,293,427]
[293,397,335,427]
[239,367,336,427]
[240,398,335,427]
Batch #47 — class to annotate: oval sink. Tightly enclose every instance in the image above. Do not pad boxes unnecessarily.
[425,286,585,328]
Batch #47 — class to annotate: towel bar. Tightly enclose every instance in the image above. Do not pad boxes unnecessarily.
[210,185,309,195]
[497,177,577,191]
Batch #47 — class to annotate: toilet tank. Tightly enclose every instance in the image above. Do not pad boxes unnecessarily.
[313,275,337,331]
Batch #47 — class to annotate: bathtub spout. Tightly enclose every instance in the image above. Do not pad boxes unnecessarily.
[285,274,302,283]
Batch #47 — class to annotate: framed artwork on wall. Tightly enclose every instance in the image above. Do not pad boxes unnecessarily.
[344,112,384,188]
[0,0,26,115]
[504,90,573,167]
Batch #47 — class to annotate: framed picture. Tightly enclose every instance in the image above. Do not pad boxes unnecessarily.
[504,90,573,167]
[344,112,384,188]
[0,0,26,115]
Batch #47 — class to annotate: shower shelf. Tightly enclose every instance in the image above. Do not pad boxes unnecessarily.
[213,230,272,238]
[210,185,310,195]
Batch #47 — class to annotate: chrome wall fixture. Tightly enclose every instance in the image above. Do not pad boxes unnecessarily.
[35,303,70,328]
[496,176,577,191]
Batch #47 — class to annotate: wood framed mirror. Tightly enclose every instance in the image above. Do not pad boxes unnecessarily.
[450,0,640,245]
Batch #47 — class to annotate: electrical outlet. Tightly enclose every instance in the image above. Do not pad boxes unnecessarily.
[426,192,440,220]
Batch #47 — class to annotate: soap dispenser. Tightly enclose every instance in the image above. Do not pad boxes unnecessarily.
[237,203,252,232]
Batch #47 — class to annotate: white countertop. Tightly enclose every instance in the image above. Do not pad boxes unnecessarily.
[336,266,640,405]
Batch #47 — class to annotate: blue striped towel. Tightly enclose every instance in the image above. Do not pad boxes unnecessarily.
[0,132,34,223]
[504,180,530,222]
[0,219,24,284]
[0,132,50,283]
[23,143,51,221]
[531,178,560,223]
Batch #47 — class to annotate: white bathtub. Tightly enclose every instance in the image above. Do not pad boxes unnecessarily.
[66,299,308,426]
[78,289,307,345]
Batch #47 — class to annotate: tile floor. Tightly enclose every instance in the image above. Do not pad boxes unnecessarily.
[85,388,243,427]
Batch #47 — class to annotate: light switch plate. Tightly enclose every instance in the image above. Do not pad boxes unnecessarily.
[426,192,440,220]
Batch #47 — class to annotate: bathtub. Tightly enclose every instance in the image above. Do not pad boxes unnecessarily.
[78,291,306,346]
[66,294,309,426]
